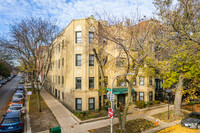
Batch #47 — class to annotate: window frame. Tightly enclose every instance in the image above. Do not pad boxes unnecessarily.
[149,91,153,101]
[58,76,60,84]
[149,76,153,85]
[139,92,144,101]
[76,31,82,43]
[133,78,137,86]
[89,77,94,89]
[76,54,81,66]
[89,98,95,110]
[89,32,94,44]
[75,77,81,90]
[62,76,64,85]
[62,92,64,100]
[89,54,94,66]
[75,98,82,111]
[133,92,137,101]
[58,59,60,68]
[62,40,64,49]
[139,76,144,86]
[62,58,64,67]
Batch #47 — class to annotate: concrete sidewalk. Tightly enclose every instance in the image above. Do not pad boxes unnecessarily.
[40,88,178,133]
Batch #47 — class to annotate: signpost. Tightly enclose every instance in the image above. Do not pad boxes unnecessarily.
[110,94,115,101]
[27,91,32,113]
[108,72,134,133]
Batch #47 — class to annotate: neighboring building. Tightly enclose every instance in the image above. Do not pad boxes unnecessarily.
[37,46,47,83]
[45,16,155,112]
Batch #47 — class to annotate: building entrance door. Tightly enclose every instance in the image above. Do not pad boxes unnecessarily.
[117,94,125,107]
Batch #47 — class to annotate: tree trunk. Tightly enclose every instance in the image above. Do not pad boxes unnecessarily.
[114,105,122,129]
[36,89,41,112]
[174,74,183,115]
[36,80,42,112]
[121,82,132,130]
[31,79,36,94]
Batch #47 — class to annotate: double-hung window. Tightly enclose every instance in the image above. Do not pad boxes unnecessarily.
[139,92,144,101]
[76,31,82,43]
[133,92,137,101]
[89,32,94,44]
[76,54,81,66]
[149,92,153,101]
[62,76,64,85]
[76,98,82,110]
[62,58,64,67]
[133,78,137,86]
[89,77,94,89]
[89,98,95,110]
[149,76,153,85]
[139,76,144,86]
[89,54,94,66]
[58,76,60,84]
[76,77,81,89]
[58,60,60,68]
[62,40,64,49]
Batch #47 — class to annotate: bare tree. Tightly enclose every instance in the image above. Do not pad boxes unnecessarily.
[0,17,60,112]
[91,14,161,131]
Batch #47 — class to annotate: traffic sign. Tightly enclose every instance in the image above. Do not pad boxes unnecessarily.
[108,108,113,118]
[110,94,115,101]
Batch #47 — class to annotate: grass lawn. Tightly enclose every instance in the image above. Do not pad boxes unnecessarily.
[152,110,189,123]
[74,109,108,120]
[89,118,156,133]
[29,92,60,132]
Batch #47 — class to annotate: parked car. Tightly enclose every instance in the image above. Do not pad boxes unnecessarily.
[0,79,6,85]
[12,93,24,102]
[16,86,24,91]
[0,111,24,133]
[7,104,25,114]
[181,112,200,129]
[8,99,23,107]
[19,79,25,84]
[16,90,25,95]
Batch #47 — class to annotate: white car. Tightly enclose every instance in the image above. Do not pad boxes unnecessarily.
[13,93,24,101]
[7,104,25,114]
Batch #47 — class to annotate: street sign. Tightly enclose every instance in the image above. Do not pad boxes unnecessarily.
[27,91,32,95]
[110,94,115,101]
[108,108,113,118]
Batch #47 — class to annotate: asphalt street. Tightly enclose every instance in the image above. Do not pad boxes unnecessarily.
[0,75,22,111]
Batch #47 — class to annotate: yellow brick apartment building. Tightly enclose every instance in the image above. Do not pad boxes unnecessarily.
[45,16,158,112]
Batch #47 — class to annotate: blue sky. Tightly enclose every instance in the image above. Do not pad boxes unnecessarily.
[0,0,156,35]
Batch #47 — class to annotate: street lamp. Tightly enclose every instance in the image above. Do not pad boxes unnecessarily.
[167,95,170,120]
[108,72,134,133]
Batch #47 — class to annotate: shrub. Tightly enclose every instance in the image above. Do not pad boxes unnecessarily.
[187,102,195,106]
[144,102,149,107]
[104,106,108,111]
[135,101,146,108]
[164,100,168,104]
[148,101,154,105]
[153,100,160,104]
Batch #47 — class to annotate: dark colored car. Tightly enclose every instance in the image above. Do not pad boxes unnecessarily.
[16,86,24,91]
[0,79,6,85]
[0,111,24,133]
[181,112,200,129]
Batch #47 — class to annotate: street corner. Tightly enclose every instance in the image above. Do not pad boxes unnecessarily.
[157,124,200,133]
